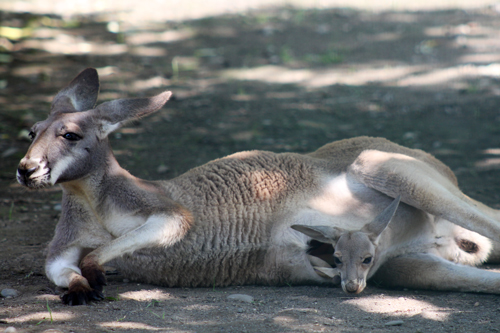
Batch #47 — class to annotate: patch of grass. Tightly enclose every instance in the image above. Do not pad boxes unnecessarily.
[36,300,53,325]
[146,299,160,308]
[304,50,343,65]
[320,51,343,64]
[280,46,294,64]
[46,300,53,323]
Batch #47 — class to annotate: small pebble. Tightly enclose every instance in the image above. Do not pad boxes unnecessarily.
[237,308,245,313]
[1,289,19,298]
[227,294,254,303]
[4,327,17,333]
[474,302,480,307]
[385,320,404,326]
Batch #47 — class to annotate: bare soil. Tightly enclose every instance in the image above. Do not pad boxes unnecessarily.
[2,3,500,333]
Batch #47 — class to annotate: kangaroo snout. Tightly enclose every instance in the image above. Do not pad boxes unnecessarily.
[342,279,365,294]
[16,157,49,188]
[17,165,37,179]
[17,162,40,186]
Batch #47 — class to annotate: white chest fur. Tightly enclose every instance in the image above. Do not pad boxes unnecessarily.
[104,210,147,238]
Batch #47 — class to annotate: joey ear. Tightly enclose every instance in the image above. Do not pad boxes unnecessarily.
[51,68,100,114]
[362,195,401,240]
[95,91,172,138]
[314,266,339,279]
[291,224,343,244]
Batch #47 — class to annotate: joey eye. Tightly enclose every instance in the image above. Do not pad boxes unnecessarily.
[62,133,81,141]
[333,256,342,265]
[362,257,372,264]
[28,131,36,141]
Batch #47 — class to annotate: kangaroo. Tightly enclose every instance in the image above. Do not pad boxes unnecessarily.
[17,68,500,305]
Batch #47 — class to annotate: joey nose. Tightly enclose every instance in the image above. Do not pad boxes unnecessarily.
[344,281,361,293]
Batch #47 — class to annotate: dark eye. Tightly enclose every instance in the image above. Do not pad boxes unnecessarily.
[29,131,36,141]
[334,256,342,265]
[63,133,81,141]
[362,257,372,264]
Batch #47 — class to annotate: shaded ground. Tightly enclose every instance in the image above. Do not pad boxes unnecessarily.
[2,2,500,332]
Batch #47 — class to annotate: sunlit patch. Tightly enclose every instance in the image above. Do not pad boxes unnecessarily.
[182,304,218,311]
[35,294,60,302]
[101,321,162,330]
[475,158,500,171]
[5,311,74,324]
[126,29,194,45]
[119,289,174,301]
[344,295,451,321]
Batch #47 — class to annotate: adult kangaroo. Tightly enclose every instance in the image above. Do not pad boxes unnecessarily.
[17,68,500,305]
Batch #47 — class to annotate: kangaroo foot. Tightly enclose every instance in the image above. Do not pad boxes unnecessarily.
[61,256,107,305]
[61,274,105,305]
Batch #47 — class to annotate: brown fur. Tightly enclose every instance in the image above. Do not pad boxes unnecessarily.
[17,68,500,305]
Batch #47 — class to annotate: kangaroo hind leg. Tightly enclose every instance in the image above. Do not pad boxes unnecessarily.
[348,150,500,242]
[371,253,500,294]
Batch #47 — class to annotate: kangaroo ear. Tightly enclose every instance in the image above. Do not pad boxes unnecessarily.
[51,68,100,114]
[95,91,172,138]
[362,195,401,241]
[291,225,344,244]
[314,266,339,279]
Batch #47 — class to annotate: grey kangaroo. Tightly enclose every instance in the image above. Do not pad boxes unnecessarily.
[17,68,500,305]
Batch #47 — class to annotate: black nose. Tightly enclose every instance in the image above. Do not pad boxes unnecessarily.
[18,166,37,179]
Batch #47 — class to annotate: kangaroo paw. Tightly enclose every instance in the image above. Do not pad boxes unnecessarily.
[80,255,107,294]
[61,255,107,305]
[62,275,104,305]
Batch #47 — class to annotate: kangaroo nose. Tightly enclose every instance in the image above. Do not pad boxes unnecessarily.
[18,166,37,179]
[344,280,361,294]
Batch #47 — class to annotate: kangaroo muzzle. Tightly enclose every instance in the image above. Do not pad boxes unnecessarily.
[342,279,365,294]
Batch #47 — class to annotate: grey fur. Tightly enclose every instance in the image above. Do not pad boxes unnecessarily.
[16,68,500,305]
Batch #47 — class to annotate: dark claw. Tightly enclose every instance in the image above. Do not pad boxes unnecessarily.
[90,289,104,301]
[61,286,105,305]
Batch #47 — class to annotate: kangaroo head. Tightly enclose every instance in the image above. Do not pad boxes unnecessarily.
[292,195,400,294]
[17,68,172,189]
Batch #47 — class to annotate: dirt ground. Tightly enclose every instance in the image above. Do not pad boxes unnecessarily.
[3,1,500,332]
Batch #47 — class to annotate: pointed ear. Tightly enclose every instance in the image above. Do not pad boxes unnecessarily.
[51,68,100,114]
[362,195,401,240]
[291,224,344,244]
[314,266,339,279]
[95,91,172,138]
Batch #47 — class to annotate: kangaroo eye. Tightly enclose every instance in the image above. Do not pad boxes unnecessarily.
[63,133,81,141]
[333,256,342,265]
[28,131,36,141]
[362,257,372,264]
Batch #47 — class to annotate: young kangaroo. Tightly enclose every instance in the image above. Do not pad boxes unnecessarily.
[17,68,500,305]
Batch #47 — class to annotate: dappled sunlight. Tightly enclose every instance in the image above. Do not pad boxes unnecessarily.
[345,295,452,321]
[119,289,174,301]
[3,2,500,333]
[222,65,418,87]
[6,310,74,324]
[474,148,500,171]
[101,321,165,331]
[21,35,127,55]
[3,0,498,22]
[126,29,195,45]
[221,62,500,89]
